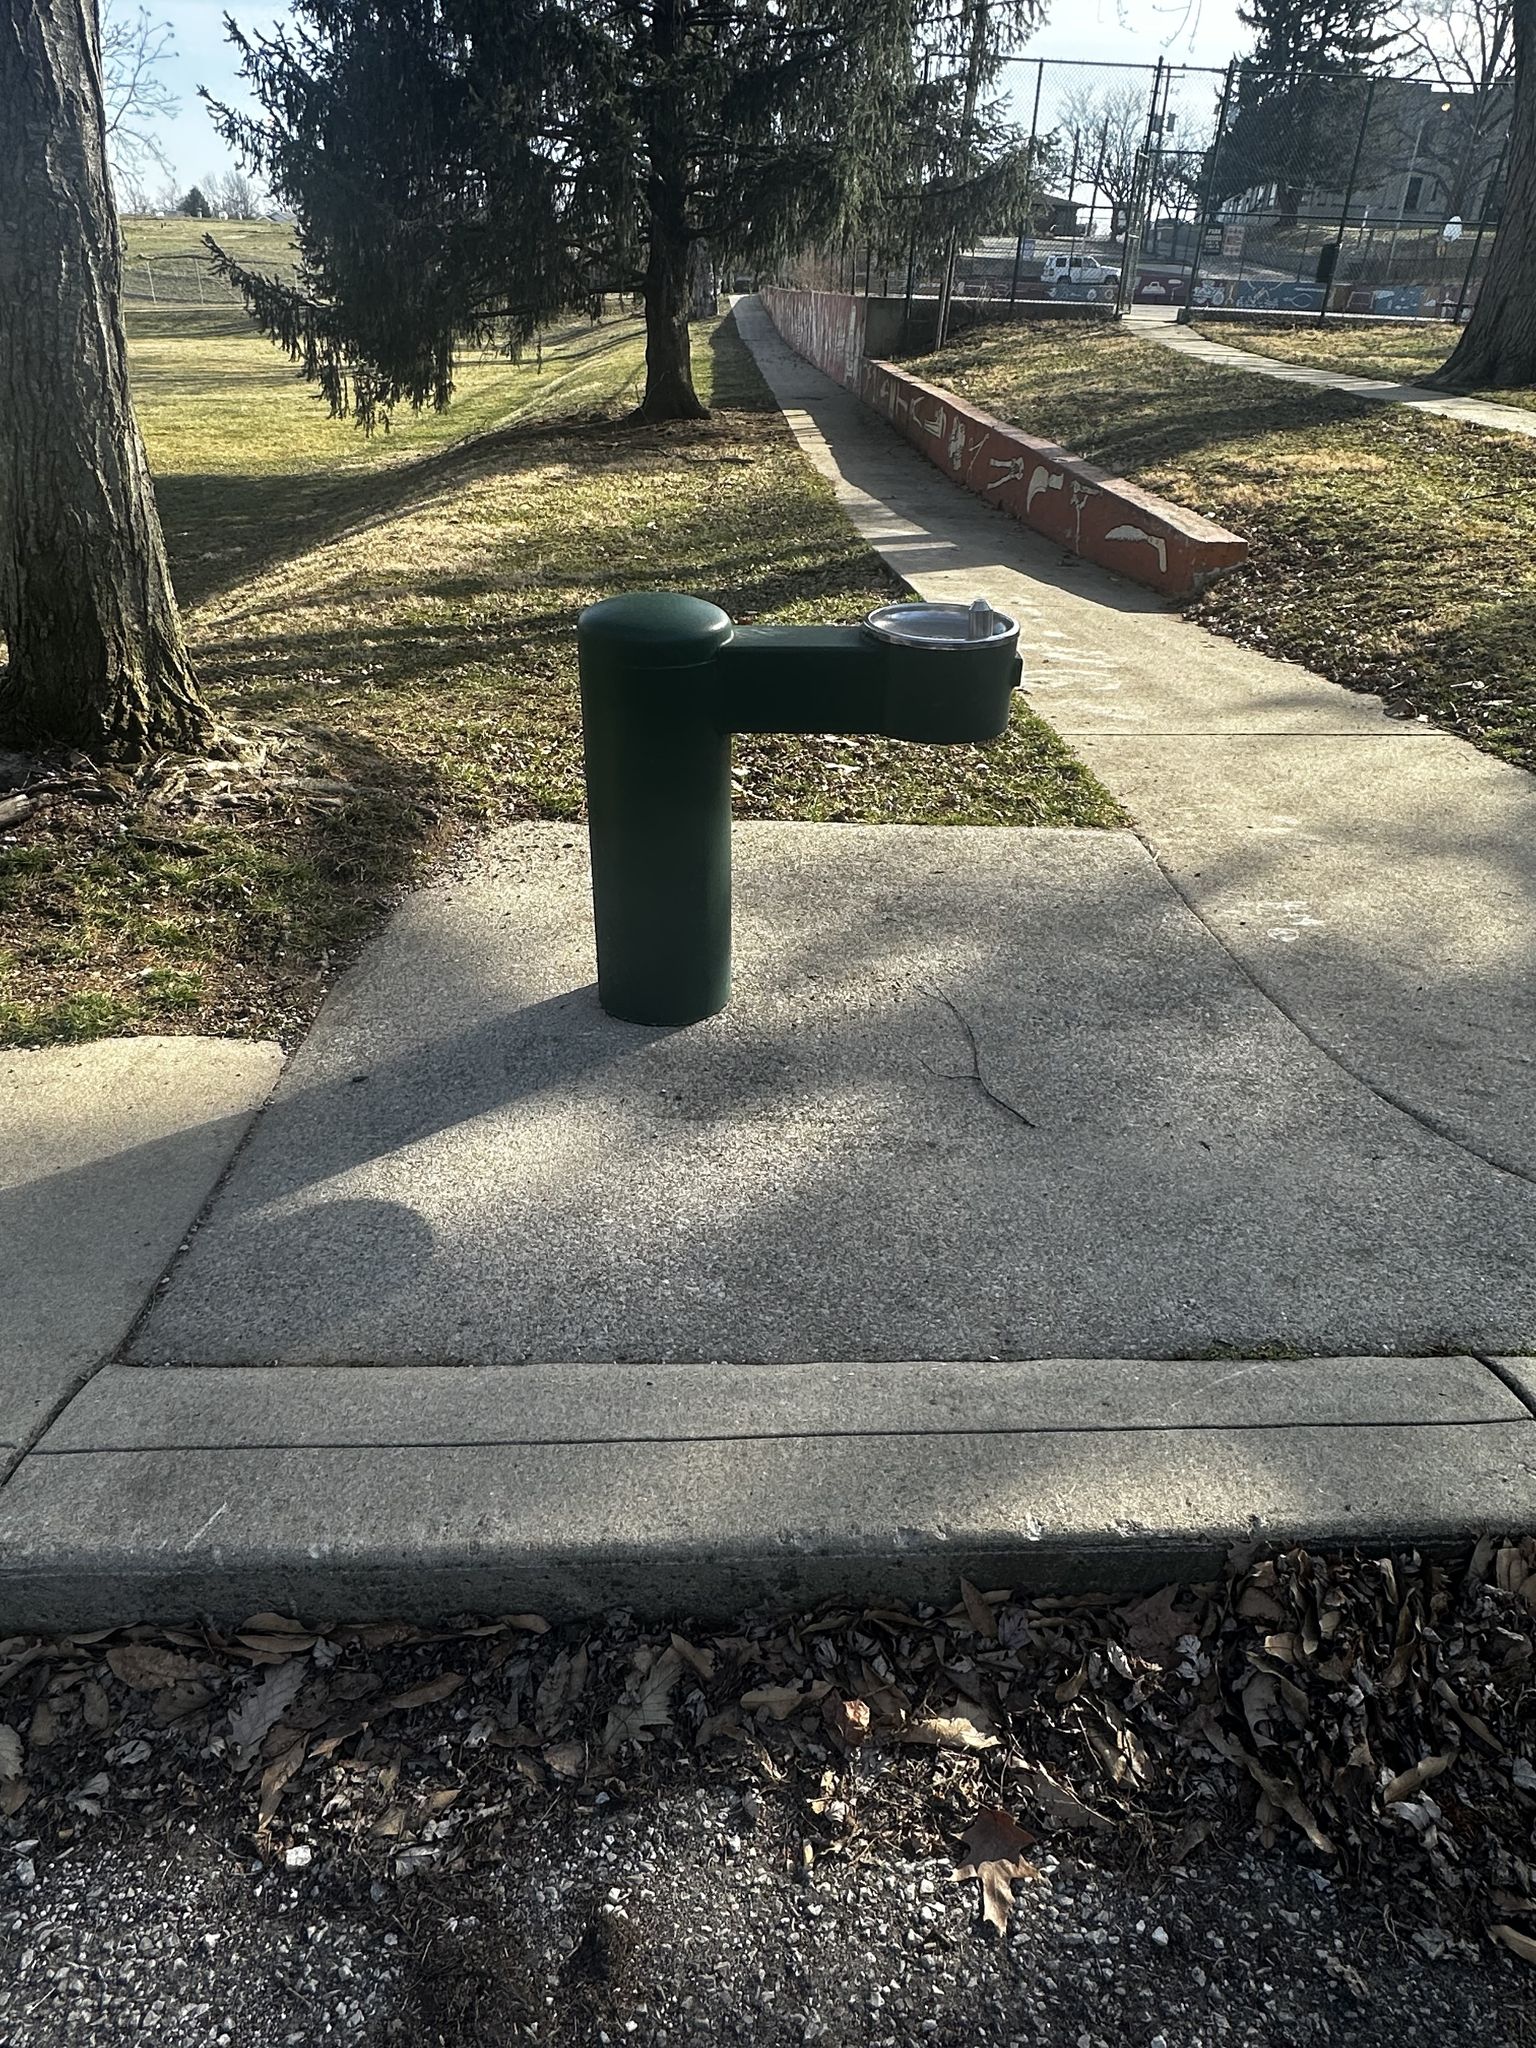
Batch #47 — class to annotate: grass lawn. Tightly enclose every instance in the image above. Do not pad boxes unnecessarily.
[1189,317,1536,413]
[914,321,1536,773]
[0,305,1120,1049]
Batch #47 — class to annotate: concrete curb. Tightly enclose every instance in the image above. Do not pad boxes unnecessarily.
[0,1356,1531,1629]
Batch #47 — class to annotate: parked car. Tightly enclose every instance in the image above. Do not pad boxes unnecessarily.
[1039,253,1121,300]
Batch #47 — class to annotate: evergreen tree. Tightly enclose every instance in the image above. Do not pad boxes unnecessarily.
[1218,0,1399,224]
[204,0,1041,426]
[179,183,212,216]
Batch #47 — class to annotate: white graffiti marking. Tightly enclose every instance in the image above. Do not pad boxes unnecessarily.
[1026,465,1063,511]
[1104,523,1169,575]
[986,455,1031,491]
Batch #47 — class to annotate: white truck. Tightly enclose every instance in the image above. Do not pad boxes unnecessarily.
[1039,253,1122,300]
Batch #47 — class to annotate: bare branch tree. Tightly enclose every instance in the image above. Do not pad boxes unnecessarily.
[206,165,262,218]
[100,0,179,195]
[1393,0,1516,95]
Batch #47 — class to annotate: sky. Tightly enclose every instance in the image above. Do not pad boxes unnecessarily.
[129,0,1254,197]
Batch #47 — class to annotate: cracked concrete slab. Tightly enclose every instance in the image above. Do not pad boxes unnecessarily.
[731,294,1536,1178]
[0,1036,283,1451]
[127,825,1536,1368]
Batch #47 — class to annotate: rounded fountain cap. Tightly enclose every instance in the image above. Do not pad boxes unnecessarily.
[863,597,1019,649]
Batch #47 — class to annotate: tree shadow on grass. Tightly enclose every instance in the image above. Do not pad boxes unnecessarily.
[155,323,655,611]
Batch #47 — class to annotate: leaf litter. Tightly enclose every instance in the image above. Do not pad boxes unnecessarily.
[1,1542,1535,1964]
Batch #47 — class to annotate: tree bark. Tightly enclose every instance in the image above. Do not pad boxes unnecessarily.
[0,0,210,757]
[1431,0,1536,392]
[634,0,707,423]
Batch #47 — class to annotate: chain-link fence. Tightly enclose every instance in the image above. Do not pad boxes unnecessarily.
[121,251,302,308]
[801,54,1511,336]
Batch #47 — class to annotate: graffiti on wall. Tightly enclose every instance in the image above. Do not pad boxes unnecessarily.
[859,356,1247,599]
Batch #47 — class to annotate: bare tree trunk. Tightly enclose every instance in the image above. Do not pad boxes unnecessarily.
[0,0,209,757]
[634,0,707,424]
[1431,0,1536,392]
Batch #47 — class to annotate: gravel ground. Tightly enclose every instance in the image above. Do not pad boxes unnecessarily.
[2,1788,1531,2048]
[3,1543,1535,2046]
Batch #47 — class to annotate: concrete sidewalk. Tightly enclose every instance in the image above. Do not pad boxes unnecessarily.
[3,825,1536,1626]
[0,1037,281,1467]
[733,292,1536,1181]
[1139,317,1536,440]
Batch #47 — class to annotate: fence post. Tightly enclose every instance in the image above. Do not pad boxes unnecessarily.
[1320,75,1376,323]
[1186,59,1236,314]
[1115,56,1165,313]
[144,262,156,304]
[934,0,990,354]
[1010,57,1046,306]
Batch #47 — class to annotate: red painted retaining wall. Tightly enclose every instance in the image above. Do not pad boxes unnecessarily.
[759,287,872,389]
[859,358,1247,599]
[758,287,1248,598]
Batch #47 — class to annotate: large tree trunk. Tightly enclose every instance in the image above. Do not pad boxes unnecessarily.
[0,0,209,757]
[634,0,707,424]
[1431,0,1536,392]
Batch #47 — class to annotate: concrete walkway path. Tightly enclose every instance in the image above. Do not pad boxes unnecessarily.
[5,304,1536,1629]
[732,292,1536,1183]
[1135,316,1536,439]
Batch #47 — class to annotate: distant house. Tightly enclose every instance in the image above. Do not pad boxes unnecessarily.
[1230,77,1511,230]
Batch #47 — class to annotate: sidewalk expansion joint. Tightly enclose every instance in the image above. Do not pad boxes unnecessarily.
[29,1416,1533,1458]
[1474,1354,1536,1422]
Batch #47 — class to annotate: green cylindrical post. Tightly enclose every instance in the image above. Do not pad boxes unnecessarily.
[578,592,734,1025]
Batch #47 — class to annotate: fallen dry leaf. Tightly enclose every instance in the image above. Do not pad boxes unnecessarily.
[740,1680,832,1722]
[235,1631,318,1661]
[1383,1751,1457,1806]
[954,1806,1043,1934]
[1240,1752,1335,1857]
[901,1706,1001,1752]
[543,1739,585,1780]
[959,1579,1001,1641]
[152,1682,216,1728]
[257,1737,308,1830]
[670,1633,716,1682]
[603,1646,683,1752]
[535,1647,588,1736]
[229,1659,309,1757]
[106,1643,216,1691]
[1118,1584,1193,1666]
[388,1672,465,1713]
[1011,1760,1114,1833]
[241,1612,310,1635]
[823,1696,872,1747]
[0,1725,21,1780]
